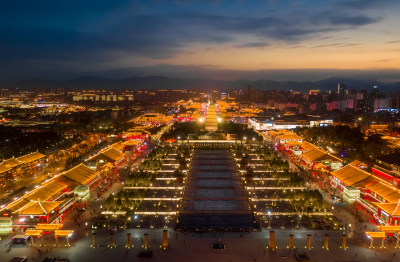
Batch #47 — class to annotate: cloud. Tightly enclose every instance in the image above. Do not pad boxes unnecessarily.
[91,65,400,82]
[234,42,269,48]
[376,58,393,62]
[385,40,400,44]
[323,14,380,26]
[0,0,391,80]
[312,43,341,49]
[336,0,398,10]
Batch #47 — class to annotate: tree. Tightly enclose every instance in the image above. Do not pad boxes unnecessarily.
[245,168,254,182]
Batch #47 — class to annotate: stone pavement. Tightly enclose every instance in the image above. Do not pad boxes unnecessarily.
[1,228,400,262]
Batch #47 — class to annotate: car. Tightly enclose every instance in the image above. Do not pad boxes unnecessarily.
[12,234,30,244]
[294,251,310,261]
[42,258,70,262]
[9,257,27,262]
[138,251,153,258]
[211,243,225,251]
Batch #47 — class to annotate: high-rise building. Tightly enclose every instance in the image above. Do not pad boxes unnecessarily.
[337,83,346,94]
[396,91,400,110]
[247,84,252,102]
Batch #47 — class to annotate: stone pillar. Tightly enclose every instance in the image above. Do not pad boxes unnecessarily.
[268,231,276,250]
[341,234,347,249]
[396,235,400,249]
[40,234,44,247]
[91,233,97,248]
[126,233,132,249]
[369,237,374,249]
[306,234,311,250]
[380,238,385,249]
[162,230,168,250]
[144,233,149,249]
[288,234,294,249]
[323,234,329,250]
[55,236,59,247]
[108,232,115,248]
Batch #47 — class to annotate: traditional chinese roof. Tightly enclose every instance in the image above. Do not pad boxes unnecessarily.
[25,229,42,236]
[352,175,379,188]
[16,201,62,215]
[55,230,73,237]
[302,147,342,163]
[285,140,303,147]
[365,231,386,238]
[366,183,400,203]
[0,151,45,173]
[110,141,124,151]
[16,152,45,164]
[28,181,67,202]
[88,147,125,163]
[123,140,141,146]
[127,128,151,134]
[349,160,367,169]
[60,163,98,185]
[36,223,61,230]
[0,164,11,174]
[331,164,371,186]
[377,225,400,233]
[301,141,318,152]
[2,157,22,168]
[277,133,302,140]
[7,181,67,213]
[374,202,400,217]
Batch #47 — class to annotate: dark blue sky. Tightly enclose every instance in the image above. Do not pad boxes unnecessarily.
[1,0,399,81]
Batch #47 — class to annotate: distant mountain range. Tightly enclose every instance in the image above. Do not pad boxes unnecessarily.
[3,76,400,92]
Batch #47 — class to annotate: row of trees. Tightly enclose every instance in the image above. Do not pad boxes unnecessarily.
[239,143,327,212]
[161,121,263,141]
[296,125,390,159]
[104,189,147,211]
[105,143,190,214]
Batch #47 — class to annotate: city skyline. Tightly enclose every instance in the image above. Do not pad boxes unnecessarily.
[1,0,400,81]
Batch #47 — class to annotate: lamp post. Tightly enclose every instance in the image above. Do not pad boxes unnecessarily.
[242,136,247,146]
[267,211,271,229]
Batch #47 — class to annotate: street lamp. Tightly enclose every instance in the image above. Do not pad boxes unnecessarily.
[267,211,271,229]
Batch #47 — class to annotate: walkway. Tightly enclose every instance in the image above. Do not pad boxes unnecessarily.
[176,150,258,231]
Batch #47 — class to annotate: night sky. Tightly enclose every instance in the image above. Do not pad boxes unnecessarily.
[1,0,399,81]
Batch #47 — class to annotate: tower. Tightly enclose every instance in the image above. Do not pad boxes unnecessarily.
[337,84,346,94]
[247,84,252,103]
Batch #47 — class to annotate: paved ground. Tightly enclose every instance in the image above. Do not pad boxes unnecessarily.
[1,141,397,261]
[1,228,399,262]
[177,150,257,231]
